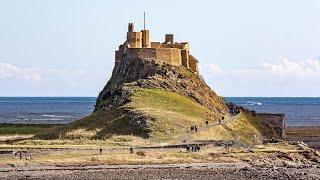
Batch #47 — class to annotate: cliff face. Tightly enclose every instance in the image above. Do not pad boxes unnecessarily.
[95,57,228,116]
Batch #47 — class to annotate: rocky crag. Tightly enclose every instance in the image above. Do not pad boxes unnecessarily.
[95,57,227,114]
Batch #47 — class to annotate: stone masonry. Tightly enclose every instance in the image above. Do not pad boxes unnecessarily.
[115,23,199,74]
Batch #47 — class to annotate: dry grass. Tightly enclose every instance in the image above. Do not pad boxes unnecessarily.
[225,112,276,144]
[127,89,214,142]
[65,128,102,139]
[0,142,306,166]
[8,135,153,148]
[193,125,233,141]
[191,112,277,144]
[0,135,34,141]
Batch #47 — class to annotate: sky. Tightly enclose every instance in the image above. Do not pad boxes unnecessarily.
[0,0,319,97]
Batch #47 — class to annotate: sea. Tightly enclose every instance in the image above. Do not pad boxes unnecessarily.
[0,97,319,126]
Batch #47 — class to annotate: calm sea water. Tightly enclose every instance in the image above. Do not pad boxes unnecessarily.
[226,97,320,126]
[0,97,96,124]
[0,97,319,126]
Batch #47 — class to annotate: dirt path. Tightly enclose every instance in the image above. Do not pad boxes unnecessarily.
[177,113,241,144]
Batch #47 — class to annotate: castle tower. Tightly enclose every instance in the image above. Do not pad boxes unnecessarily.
[128,23,134,32]
[165,34,174,44]
[141,30,150,48]
[126,23,142,48]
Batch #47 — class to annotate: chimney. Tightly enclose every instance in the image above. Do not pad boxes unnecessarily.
[128,23,134,32]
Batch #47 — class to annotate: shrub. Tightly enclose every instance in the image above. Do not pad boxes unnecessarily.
[136,151,146,157]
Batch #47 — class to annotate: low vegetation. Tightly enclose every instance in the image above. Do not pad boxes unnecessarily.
[0,124,59,135]
[286,126,320,137]
[127,88,216,142]
[226,113,276,144]
[36,88,217,142]
[19,88,277,147]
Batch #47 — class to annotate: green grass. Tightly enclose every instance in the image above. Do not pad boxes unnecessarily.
[127,88,214,142]
[36,89,275,145]
[193,125,234,141]
[36,108,151,140]
[225,112,276,144]
[129,88,209,118]
[37,88,219,142]
[0,124,59,135]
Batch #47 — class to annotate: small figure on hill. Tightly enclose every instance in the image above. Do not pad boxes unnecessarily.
[129,147,133,154]
[191,126,194,131]
[197,146,201,151]
[99,148,103,155]
[186,146,190,152]
[222,116,225,120]
[26,154,32,161]
[195,126,198,133]
[205,121,208,125]
[19,152,22,160]
[251,110,257,117]
[219,119,221,124]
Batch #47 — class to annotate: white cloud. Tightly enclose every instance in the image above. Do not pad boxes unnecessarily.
[261,58,320,78]
[0,63,41,81]
[208,63,224,75]
[202,58,320,96]
[0,62,108,96]
[0,63,88,81]
[0,63,19,79]
[205,58,320,79]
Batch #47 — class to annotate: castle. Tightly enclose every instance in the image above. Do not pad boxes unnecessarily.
[115,23,199,74]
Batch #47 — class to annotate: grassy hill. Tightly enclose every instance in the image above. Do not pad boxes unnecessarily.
[38,88,276,145]
[37,60,277,145]
[127,89,216,142]
[39,89,217,141]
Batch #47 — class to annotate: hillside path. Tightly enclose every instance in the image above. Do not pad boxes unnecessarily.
[177,113,241,144]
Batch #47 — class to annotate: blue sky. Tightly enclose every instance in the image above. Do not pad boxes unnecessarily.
[0,0,319,97]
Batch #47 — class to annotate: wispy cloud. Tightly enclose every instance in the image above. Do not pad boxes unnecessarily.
[261,58,320,78]
[0,63,41,81]
[203,58,320,96]
[0,63,86,81]
[0,62,108,96]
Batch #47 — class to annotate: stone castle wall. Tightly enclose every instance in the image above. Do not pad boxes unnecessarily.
[188,55,199,74]
[126,48,182,66]
[257,113,286,138]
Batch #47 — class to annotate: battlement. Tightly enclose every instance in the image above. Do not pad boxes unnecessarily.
[115,23,199,74]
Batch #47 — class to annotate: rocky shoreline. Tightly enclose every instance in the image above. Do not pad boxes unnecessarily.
[1,163,319,179]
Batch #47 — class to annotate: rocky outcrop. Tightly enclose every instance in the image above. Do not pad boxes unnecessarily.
[39,55,229,140]
[95,57,228,116]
